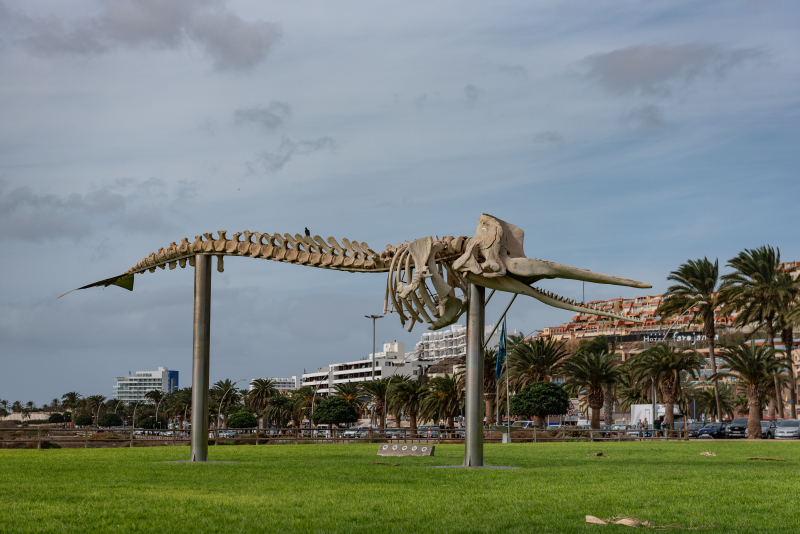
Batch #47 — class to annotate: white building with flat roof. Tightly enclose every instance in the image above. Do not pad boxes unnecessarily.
[413,324,508,360]
[250,376,301,393]
[113,367,179,402]
[301,342,433,396]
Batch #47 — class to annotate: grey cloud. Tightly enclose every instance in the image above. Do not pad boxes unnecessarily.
[414,94,428,111]
[234,101,292,131]
[533,131,564,144]
[253,136,336,171]
[11,0,281,71]
[464,84,483,104]
[118,206,176,234]
[498,63,528,78]
[584,44,763,97]
[622,104,670,132]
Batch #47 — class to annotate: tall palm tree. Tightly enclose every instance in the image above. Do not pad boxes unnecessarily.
[659,257,723,421]
[576,336,619,424]
[420,374,463,429]
[712,343,789,439]
[249,379,279,426]
[483,346,498,426]
[509,338,568,387]
[629,343,704,430]
[61,392,81,428]
[557,351,623,429]
[361,378,391,429]
[144,390,167,428]
[389,379,428,432]
[720,246,798,418]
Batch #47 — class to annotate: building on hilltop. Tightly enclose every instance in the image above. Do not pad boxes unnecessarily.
[113,367,179,402]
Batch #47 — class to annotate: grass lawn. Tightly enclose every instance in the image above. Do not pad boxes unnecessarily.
[1,441,799,533]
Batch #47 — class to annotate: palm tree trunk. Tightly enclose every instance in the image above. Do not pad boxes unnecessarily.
[588,387,603,429]
[485,394,495,427]
[783,327,797,419]
[603,385,614,425]
[747,391,762,439]
[704,316,722,422]
[766,314,782,420]
[447,415,454,429]
[410,413,417,438]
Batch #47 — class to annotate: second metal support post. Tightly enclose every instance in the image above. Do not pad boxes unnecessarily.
[190,254,212,462]
[464,283,485,467]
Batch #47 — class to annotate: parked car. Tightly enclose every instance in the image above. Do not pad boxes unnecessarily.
[774,419,800,440]
[342,426,370,438]
[762,420,778,439]
[417,424,442,438]
[687,422,706,438]
[726,417,749,439]
[697,422,728,439]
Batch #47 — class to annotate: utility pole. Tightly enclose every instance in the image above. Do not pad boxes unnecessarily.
[365,315,383,380]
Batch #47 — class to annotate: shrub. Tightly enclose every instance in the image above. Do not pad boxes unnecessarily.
[40,441,61,449]
[227,412,258,429]
[510,382,569,422]
[311,397,359,426]
[74,414,93,427]
[48,413,66,424]
[138,417,162,429]
[98,413,123,427]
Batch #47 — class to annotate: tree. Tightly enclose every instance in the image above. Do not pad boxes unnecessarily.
[712,343,789,439]
[98,413,123,427]
[144,390,167,428]
[509,382,568,427]
[333,382,363,413]
[211,379,242,428]
[139,417,159,430]
[508,338,567,387]
[84,395,107,425]
[775,273,800,418]
[576,336,618,425]
[557,351,623,429]
[361,378,391,429]
[311,397,359,427]
[48,413,67,424]
[658,258,724,421]
[61,392,81,428]
[420,374,463,429]
[629,343,704,430]
[389,379,428,432]
[248,379,278,422]
[227,412,258,428]
[720,246,797,418]
[263,394,295,429]
[483,347,498,426]
[696,383,735,422]
[74,414,93,427]
[291,386,318,428]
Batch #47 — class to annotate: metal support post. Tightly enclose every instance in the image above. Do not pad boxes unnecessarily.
[38,428,42,450]
[85,429,88,448]
[190,254,212,462]
[463,283,485,467]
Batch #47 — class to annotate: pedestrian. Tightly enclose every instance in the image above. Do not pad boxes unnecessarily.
[663,418,670,439]
[643,418,649,438]
[636,419,643,438]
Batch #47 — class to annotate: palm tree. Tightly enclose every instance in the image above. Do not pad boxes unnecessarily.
[509,338,568,387]
[483,346,498,426]
[84,395,107,426]
[576,336,619,424]
[696,383,734,422]
[616,371,650,413]
[263,394,294,429]
[61,392,81,428]
[420,374,463,429]
[658,257,724,421]
[629,343,704,430]
[389,379,428,433]
[361,378,391,430]
[334,382,364,414]
[11,400,22,413]
[712,343,789,439]
[212,379,242,428]
[720,246,798,418]
[291,386,317,427]
[144,390,167,428]
[249,379,279,427]
[557,351,623,429]
[0,400,9,414]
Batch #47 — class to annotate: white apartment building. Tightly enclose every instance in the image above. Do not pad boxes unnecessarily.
[250,376,302,393]
[413,324,509,360]
[301,342,432,396]
[113,367,179,402]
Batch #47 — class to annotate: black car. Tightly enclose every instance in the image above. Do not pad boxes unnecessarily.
[761,420,778,439]
[726,417,748,439]
[697,422,727,439]
[687,422,705,438]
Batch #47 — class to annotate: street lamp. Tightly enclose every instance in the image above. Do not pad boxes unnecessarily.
[218,379,248,431]
[365,315,384,380]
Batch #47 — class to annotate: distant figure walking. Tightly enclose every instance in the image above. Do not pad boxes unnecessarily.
[636,419,643,438]
[305,227,311,237]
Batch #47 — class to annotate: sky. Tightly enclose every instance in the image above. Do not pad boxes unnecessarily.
[1,0,798,405]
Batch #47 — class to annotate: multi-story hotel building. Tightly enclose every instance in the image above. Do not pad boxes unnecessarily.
[250,376,302,393]
[112,367,179,402]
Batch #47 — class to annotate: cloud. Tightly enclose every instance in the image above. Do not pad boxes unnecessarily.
[533,131,564,144]
[622,104,670,132]
[464,84,483,104]
[583,43,763,97]
[252,136,336,171]
[10,0,281,71]
[498,63,528,78]
[234,101,292,131]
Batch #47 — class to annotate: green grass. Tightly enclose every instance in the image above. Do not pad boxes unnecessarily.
[1,441,800,533]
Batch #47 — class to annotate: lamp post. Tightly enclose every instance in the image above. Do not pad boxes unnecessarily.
[217,379,248,431]
[131,400,142,429]
[365,315,383,380]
